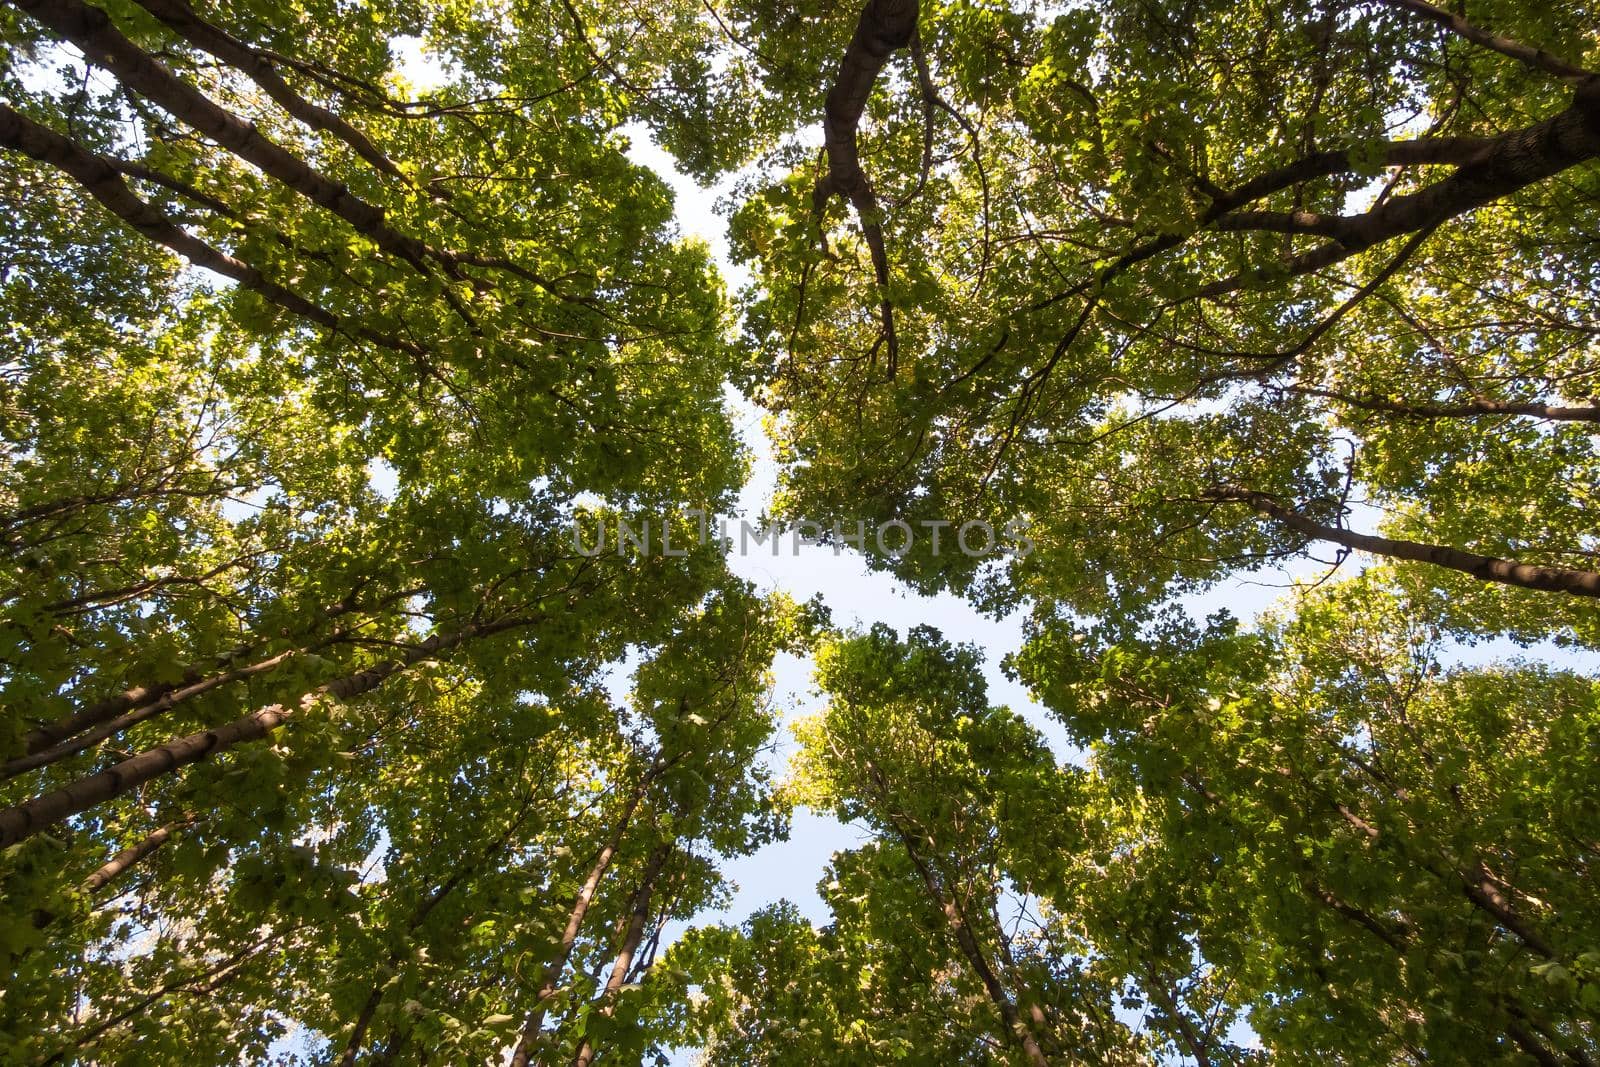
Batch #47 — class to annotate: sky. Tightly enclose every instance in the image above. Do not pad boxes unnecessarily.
[266,39,1592,1062]
[619,127,1334,931]
[616,123,1600,940]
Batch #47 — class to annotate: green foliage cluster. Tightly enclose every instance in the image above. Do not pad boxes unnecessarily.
[1,0,1596,1062]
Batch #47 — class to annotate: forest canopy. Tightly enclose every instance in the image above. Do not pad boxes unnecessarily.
[1,0,1597,1063]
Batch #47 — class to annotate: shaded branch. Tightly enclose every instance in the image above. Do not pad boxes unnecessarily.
[1376,0,1596,82]
[126,0,418,188]
[812,0,920,376]
[0,105,429,359]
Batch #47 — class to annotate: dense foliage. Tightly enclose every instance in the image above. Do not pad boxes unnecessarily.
[1,0,1595,1063]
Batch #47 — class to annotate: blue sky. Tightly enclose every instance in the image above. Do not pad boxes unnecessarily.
[619,126,1599,940]
[618,129,1340,931]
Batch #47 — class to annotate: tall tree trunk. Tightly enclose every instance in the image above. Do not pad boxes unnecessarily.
[18,639,257,756]
[81,821,182,894]
[508,763,657,1067]
[569,843,673,1067]
[338,782,547,1065]
[23,820,186,936]
[7,647,307,780]
[1281,386,1600,424]
[16,589,391,759]
[1141,968,1213,1067]
[812,0,921,370]
[898,836,1051,1066]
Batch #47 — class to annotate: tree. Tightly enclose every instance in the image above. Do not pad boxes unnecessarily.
[0,0,791,1060]
[692,0,1600,635]
[691,624,1151,1065]
[5,0,1598,1062]
[1013,569,1600,1063]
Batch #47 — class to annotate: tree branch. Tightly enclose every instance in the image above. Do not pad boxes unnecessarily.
[812,0,920,376]
[1376,0,1596,82]
[1209,488,1600,598]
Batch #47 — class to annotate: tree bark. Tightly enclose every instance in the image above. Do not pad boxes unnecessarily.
[17,639,255,757]
[899,837,1051,1066]
[338,785,546,1066]
[508,763,657,1067]
[864,759,1051,1067]
[24,819,186,934]
[125,0,410,184]
[0,105,425,358]
[1196,77,1600,297]
[6,648,311,780]
[1280,386,1600,424]
[0,620,520,847]
[6,0,436,274]
[1217,489,1600,598]
[813,0,920,371]
[82,820,181,894]
[1376,0,1595,81]
[1141,969,1212,1067]
[569,842,672,1067]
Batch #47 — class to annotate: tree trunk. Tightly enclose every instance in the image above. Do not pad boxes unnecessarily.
[569,843,672,1067]
[812,0,920,369]
[338,785,546,1066]
[508,763,656,1067]
[18,640,257,756]
[82,821,181,894]
[0,104,425,357]
[0,621,517,847]
[7,0,435,273]
[1141,969,1212,1067]
[125,0,409,183]
[6,648,304,780]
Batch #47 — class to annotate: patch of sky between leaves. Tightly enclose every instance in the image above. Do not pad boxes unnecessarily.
[192,30,1591,976]
[613,123,1597,941]
[394,23,1574,1067]
[616,126,1270,932]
